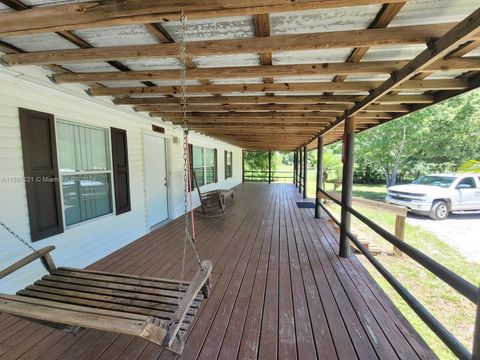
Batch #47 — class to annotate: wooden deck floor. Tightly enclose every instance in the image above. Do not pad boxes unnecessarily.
[0,183,436,359]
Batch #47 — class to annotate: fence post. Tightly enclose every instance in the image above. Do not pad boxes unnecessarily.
[393,214,406,256]
[268,151,272,184]
[315,134,324,219]
[340,116,355,258]
[303,145,307,199]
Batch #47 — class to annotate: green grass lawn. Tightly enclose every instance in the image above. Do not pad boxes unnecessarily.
[298,170,479,359]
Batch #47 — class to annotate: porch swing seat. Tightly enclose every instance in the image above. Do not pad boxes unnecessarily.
[0,246,212,355]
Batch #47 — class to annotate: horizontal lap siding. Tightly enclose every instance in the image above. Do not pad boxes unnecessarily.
[0,69,242,293]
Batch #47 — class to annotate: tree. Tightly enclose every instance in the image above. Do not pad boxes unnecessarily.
[459,160,480,173]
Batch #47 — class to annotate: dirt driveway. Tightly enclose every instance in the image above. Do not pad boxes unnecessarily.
[407,212,480,264]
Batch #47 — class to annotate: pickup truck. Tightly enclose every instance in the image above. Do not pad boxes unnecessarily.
[386,173,480,220]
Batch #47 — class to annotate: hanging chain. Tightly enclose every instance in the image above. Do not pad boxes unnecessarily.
[179,11,202,306]
[0,221,49,272]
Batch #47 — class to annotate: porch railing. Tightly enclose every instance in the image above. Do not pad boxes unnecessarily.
[244,170,293,183]
[317,188,480,360]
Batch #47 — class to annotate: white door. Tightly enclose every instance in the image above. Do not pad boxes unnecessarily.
[144,134,169,227]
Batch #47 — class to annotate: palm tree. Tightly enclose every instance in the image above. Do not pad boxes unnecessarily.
[322,150,343,190]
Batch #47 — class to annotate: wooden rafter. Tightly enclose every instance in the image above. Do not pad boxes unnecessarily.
[1,23,460,66]
[87,79,468,96]
[0,0,409,37]
[50,58,480,83]
[254,13,273,85]
[113,94,434,105]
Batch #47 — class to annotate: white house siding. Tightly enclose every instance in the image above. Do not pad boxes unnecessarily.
[0,66,242,293]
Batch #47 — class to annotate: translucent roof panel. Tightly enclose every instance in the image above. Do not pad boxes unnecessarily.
[72,25,158,47]
[465,47,480,57]
[161,16,255,42]
[192,54,261,68]
[22,0,86,6]
[122,58,181,71]
[273,49,352,65]
[389,0,479,27]
[0,33,79,52]
[62,62,119,73]
[0,3,11,12]
[362,44,426,61]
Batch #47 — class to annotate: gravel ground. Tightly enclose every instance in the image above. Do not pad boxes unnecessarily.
[407,212,480,264]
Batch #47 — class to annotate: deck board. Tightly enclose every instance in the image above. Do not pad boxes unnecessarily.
[0,183,436,359]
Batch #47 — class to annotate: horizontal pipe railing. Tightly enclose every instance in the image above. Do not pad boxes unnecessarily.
[317,189,479,360]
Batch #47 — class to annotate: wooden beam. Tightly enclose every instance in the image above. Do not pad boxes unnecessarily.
[51,57,480,84]
[88,79,467,96]
[114,94,434,105]
[254,13,273,84]
[321,7,480,137]
[134,103,409,113]
[0,0,415,37]
[153,111,393,119]
[1,23,458,66]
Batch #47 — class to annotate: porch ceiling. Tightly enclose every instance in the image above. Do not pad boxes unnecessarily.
[0,0,479,151]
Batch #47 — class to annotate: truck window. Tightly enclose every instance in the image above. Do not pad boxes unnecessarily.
[457,177,477,189]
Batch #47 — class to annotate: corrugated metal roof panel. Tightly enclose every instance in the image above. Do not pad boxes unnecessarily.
[161,16,255,42]
[192,54,261,68]
[0,33,79,52]
[100,81,146,88]
[389,0,479,27]
[273,49,352,65]
[273,75,334,83]
[62,62,119,73]
[210,78,264,84]
[425,71,464,79]
[362,44,426,61]
[72,25,158,47]
[345,74,390,81]
[122,58,181,70]
[22,0,85,6]
[270,4,382,35]
[153,80,202,86]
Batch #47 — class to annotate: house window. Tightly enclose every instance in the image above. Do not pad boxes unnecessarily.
[205,148,217,184]
[192,145,205,187]
[57,121,113,226]
[225,151,233,179]
[191,145,217,187]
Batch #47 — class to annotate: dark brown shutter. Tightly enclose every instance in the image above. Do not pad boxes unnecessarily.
[19,108,63,241]
[111,128,131,215]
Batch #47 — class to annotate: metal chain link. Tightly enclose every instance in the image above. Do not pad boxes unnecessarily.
[0,220,49,272]
[179,11,202,306]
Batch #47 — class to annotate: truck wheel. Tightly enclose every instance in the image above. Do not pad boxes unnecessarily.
[429,200,449,220]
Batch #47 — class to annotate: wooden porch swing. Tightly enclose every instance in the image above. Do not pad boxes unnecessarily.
[0,13,211,355]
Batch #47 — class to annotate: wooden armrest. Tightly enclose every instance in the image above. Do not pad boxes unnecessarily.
[163,260,212,347]
[0,246,56,279]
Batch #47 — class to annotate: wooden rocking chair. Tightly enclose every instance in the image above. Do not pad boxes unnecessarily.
[193,172,233,217]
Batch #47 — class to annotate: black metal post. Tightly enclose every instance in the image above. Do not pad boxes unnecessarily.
[340,116,355,258]
[473,291,480,359]
[298,149,302,193]
[268,151,272,183]
[293,151,297,186]
[303,145,307,199]
[315,134,324,219]
[242,150,245,183]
